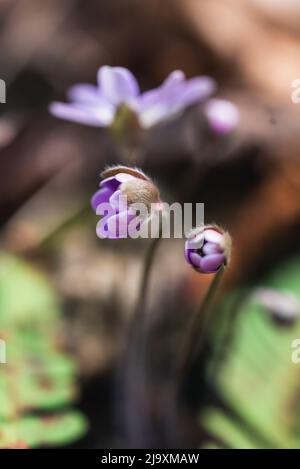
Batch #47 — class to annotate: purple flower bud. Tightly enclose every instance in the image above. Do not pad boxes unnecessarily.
[184,225,231,273]
[91,166,162,239]
[204,99,239,135]
[49,66,216,130]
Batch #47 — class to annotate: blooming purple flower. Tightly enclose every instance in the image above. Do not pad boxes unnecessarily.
[49,66,216,129]
[204,99,239,135]
[185,225,231,273]
[92,165,162,239]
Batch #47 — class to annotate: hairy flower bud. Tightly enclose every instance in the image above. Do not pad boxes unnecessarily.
[184,225,231,273]
[91,165,162,239]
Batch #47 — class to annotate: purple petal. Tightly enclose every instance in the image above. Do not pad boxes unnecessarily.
[49,102,113,126]
[109,189,122,208]
[136,71,186,127]
[67,84,104,105]
[67,84,115,116]
[199,253,225,273]
[100,173,135,192]
[105,210,136,239]
[98,66,140,105]
[162,70,185,88]
[179,76,216,108]
[138,97,180,127]
[186,232,205,250]
[91,187,114,211]
[109,190,129,213]
[184,241,202,267]
[138,75,216,127]
[100,176,121,191]
[137,70,185,111]
[202,242,222,255]
[204,229,223,245]
[96,218,110,239]
[205,99,239,135]
[188,251,203,269]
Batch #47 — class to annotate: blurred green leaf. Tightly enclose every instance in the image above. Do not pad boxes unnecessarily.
[201,408,262,449]
[0,411,87,448]
[0,252,59,329]
[200,257,300,448]
[0,252,87,448]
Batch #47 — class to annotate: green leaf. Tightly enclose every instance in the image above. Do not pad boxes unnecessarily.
[0,411,88,448]
[200,257,300,449]
[201,407,263,449]
[0,251,87,447]
[0,252,59,330]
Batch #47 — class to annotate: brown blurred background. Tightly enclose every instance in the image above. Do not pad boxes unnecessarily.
[0,0,300,448]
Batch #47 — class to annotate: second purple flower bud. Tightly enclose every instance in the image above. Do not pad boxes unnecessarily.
[185,225,231,274]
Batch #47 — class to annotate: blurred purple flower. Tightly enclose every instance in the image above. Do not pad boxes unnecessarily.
[254,288,300,326]
[204,99,239,135]
[185,225,231,273]
[49,66,216,129]
[92,166,162,239]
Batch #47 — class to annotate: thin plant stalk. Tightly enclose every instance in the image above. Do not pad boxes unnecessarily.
[130,214,163,339]
[122,230,162,447]
[133,237,161,329]
[178,264,225,380]
[207,290,248,384]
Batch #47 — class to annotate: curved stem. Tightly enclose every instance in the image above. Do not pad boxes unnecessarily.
[130,236,161,338]
[207,290,248,384]
[122,236,161,447]
[178,265,225,380]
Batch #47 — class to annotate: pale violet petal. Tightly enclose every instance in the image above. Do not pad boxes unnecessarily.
[49,102,112,126]
[202,242,222,255]
[160,70,185,90]
[188,251,203,268]
[100,176,121,190]
[178,76,216,108]
[134,71,185,125]
[199,253,225,272]
[98,66,140,105]
[109,190,128,213]
[91,187,114,211]
[106,210,136,238]
[186,232,205,250]
[205,99,239,135]
[204,229,223,244]
[67,84,103,104]
[138,76,216,127]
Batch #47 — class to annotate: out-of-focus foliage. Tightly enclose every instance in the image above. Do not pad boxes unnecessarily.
[0,0,299,449]
[0,252,87,448]
[201,257,300,448]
